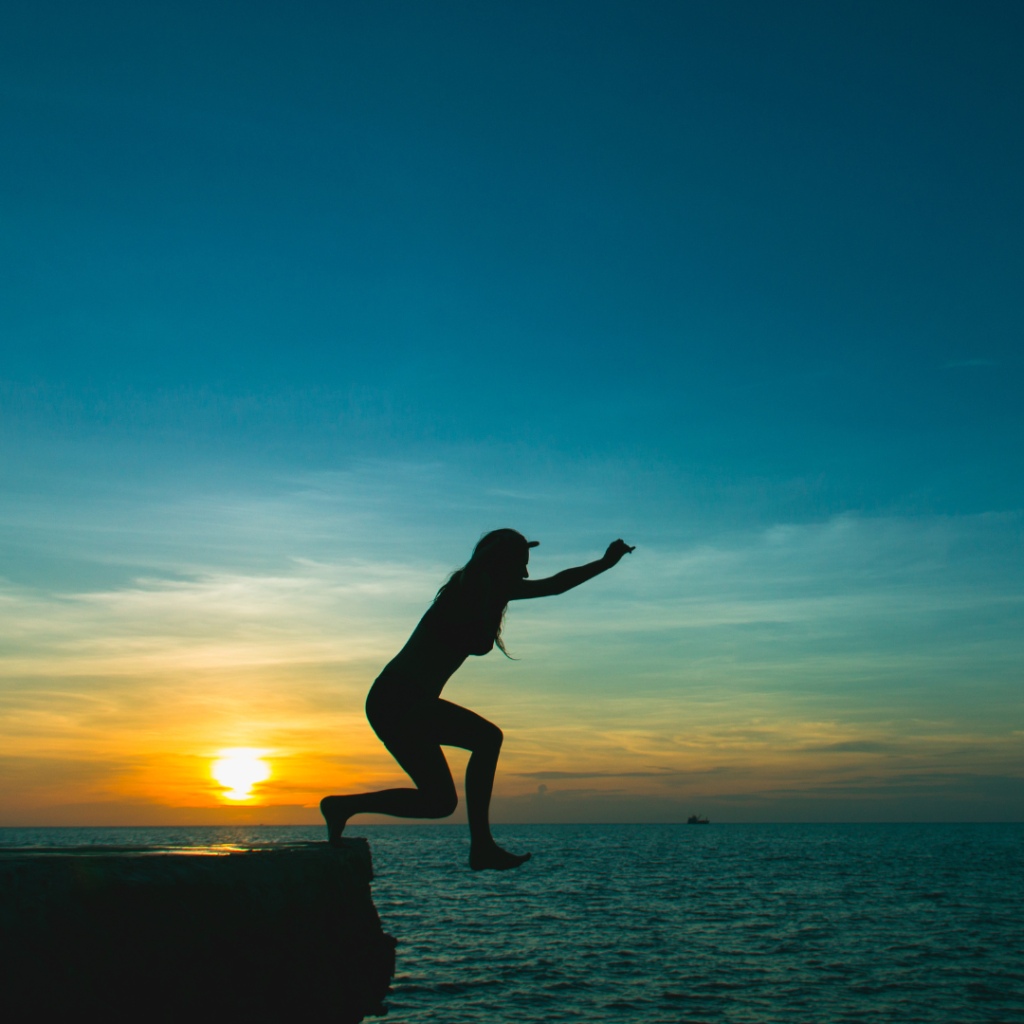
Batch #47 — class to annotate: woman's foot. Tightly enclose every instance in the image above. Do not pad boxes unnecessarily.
[469,841,531,871]
[320,795,358,847]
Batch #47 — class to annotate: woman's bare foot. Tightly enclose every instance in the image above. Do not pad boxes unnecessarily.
[469,841,531,871]
[320,795,359,847]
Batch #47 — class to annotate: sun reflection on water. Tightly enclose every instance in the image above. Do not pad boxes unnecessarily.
[210,749,272,801]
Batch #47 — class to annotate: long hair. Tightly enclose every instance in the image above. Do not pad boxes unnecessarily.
[433,529,532,658]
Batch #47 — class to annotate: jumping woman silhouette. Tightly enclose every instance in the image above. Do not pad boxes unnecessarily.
[321,529,634,871]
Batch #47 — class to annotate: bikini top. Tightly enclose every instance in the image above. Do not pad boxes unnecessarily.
[379,597,499,687]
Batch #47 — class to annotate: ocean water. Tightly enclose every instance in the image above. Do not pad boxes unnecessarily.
[2,823,1022,1023]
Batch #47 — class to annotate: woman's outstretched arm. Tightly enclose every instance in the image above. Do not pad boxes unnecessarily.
[508,539,634,600]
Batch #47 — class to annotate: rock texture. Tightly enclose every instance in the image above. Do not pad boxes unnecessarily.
[0,839,395,1023]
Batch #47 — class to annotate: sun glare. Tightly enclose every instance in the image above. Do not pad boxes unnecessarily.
[210,749,272,801]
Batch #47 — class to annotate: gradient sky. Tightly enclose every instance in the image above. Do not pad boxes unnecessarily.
[2,0,1022,825]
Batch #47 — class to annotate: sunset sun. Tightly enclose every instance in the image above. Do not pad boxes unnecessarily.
[210,749,272,801]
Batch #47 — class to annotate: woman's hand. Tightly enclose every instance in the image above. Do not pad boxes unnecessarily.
[603,539,635,566]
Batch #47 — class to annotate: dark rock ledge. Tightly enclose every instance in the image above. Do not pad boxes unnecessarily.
[0,839,396,1023]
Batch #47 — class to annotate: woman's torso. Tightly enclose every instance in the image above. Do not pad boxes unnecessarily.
[376,596,499,700]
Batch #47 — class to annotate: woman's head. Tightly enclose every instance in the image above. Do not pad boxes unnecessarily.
[465,528,538,582]
[434,529,539,658]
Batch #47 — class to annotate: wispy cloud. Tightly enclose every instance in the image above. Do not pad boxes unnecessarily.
[512,769,687,780]
[802,741,894,753]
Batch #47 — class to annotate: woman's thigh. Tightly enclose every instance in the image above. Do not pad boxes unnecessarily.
[418,699,502,752]
[376,699,501,789]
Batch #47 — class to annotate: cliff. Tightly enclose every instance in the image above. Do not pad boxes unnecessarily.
[0,839,396,1023]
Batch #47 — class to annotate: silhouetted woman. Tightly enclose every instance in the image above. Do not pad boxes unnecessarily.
[321,529,634,870]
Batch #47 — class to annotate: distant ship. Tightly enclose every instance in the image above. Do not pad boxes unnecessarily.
[687,815,710,824]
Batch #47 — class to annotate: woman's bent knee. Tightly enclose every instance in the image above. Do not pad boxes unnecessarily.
[423,788,458,818]
[467,721,502,754]
[486,723,504,751]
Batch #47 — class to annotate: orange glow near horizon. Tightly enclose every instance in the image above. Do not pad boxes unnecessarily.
[210,749,272,801]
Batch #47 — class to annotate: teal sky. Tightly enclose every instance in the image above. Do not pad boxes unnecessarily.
[1,1,1022,824]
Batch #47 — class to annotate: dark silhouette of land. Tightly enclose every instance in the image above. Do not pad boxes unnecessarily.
[322,529,634,869]
[0,840,394,1024]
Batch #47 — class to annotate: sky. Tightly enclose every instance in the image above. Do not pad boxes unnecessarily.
[1,0,1022,826]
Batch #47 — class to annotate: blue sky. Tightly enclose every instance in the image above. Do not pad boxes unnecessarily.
[1,1,1022,824]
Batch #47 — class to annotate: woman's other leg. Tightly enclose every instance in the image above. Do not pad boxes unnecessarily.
[424,699,530,871]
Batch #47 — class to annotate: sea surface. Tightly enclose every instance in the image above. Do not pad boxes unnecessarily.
[2,823,1022,1023]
